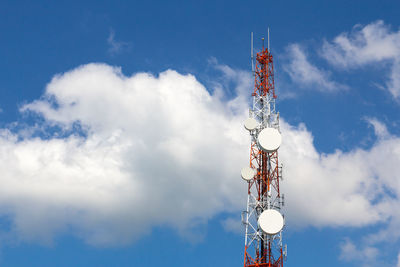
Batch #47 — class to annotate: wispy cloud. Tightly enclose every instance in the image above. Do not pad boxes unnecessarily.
[221,217,242,234]
[283,44,347,92]
[321,20,400,99]
[282,21,400,101]
[339,239,379,266]
[365,117,390,139]
[107,29,130,55]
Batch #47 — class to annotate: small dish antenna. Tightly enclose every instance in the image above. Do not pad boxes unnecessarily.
[258,209,284,235]
[257,127,282,152]
[244,118,258,131]
[241,167,256,181]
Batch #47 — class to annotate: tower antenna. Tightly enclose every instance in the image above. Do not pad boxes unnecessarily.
[241,29,286,267]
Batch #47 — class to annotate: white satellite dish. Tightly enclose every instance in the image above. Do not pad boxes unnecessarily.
[257,127,282,152]
[241,167,256,181]
[244,118,258,131]
[258,209,284,235]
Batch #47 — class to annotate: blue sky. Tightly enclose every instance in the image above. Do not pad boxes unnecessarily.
[1,0,400,266]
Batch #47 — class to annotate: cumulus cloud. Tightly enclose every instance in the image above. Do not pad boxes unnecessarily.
[321,20,400,99]
[280,119,400,228]
[8,63,250,245]
[282,116,400,265]
[283,44,347,92]
[1,62,400,261]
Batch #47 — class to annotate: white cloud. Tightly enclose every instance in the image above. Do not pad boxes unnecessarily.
[321,20,400,99]
[321,21,400,68]
[9,63,250,245]
[339,239,379,265]
[221,217,242,234]
[1,62,400,262]
[397,252,400,267]
[365,117,390,139]
[279,120,398,228]
[207,57,252,114]
[389,61,400,99]
[283,44,347,92]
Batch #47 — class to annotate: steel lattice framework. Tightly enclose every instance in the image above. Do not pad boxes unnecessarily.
[242,36,287,267]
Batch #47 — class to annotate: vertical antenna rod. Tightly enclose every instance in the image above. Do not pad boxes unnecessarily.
[251,32,254,72]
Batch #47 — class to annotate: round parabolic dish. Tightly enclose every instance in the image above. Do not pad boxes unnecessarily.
[244,118,258,131]
[241,167,256,181]
[257,128,282,152]
[258,209,284,235]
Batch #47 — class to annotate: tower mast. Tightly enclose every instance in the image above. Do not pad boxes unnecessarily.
[241,31,286,267]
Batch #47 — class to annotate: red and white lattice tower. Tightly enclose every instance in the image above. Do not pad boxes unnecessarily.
[241,31,287,267]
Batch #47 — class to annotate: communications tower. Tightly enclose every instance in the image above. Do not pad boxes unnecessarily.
[241,31,287,267]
